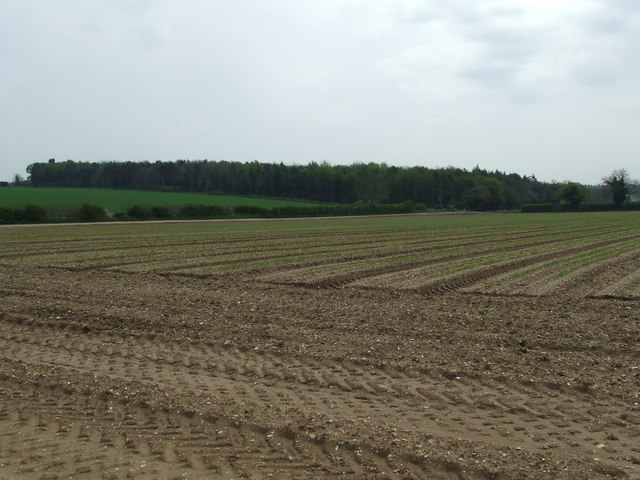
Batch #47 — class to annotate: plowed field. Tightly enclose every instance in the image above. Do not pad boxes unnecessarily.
[1,212,639,480]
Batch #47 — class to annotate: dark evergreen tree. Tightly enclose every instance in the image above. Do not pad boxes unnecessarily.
[603,169,630,207]
[25,158,576,211]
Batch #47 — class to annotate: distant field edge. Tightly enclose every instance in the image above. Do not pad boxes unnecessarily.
[0,186,436,224]
[0,211,447,228]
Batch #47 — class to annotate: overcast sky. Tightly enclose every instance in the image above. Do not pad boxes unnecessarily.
[1,0,638,184]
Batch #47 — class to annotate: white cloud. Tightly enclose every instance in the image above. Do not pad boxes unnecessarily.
[0,0,639,184]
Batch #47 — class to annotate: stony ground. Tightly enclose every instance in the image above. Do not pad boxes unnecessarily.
[0,215,639,479]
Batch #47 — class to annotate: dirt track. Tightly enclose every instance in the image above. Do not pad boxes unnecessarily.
[1,214,639,479]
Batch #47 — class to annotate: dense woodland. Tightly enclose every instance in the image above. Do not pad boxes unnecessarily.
[26,159,566,210]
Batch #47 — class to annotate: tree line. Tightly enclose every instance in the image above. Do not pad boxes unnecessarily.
[23,159,637,211]
[26,159,566,210]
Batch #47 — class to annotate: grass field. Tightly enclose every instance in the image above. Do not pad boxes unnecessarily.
[0,186,317,212]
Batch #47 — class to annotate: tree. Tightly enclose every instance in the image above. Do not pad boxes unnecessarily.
[24,158,575,210]
[354,163,388,205]
[557,182,591,209]
[603,169,630,207]
[458,176,505,211]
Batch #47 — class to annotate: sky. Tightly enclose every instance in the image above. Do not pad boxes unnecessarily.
[1,0,639,185]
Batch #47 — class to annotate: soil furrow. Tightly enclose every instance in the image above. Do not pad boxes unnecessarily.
[2,213,639,480]
[413,234,640,294]
[303,229,631,286]
[1,320,638,476]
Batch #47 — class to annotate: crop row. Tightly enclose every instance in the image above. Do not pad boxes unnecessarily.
[2,213,639,298]
[1,220,628,271]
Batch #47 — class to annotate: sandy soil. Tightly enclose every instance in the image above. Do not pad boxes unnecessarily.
[0,216,639,479]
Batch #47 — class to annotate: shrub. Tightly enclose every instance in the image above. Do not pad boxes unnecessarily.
[354,203,378,215]
[151,206,173,219]
[318,205,351,216]
[178,204,227,218]
[0,207,17,223]
[126,204,152,220]
[521,203,555,213]
[77,203,107,222]
[270,205,318,217]
[233,205,269,216]
[21,204,47,222]
[579,203,615,212]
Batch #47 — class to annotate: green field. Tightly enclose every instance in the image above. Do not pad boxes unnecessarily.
[0,187,317,212]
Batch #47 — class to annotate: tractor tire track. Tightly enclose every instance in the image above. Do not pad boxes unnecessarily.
[1,319,638,479]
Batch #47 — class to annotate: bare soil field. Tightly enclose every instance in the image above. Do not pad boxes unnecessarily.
[1,212,639,479]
